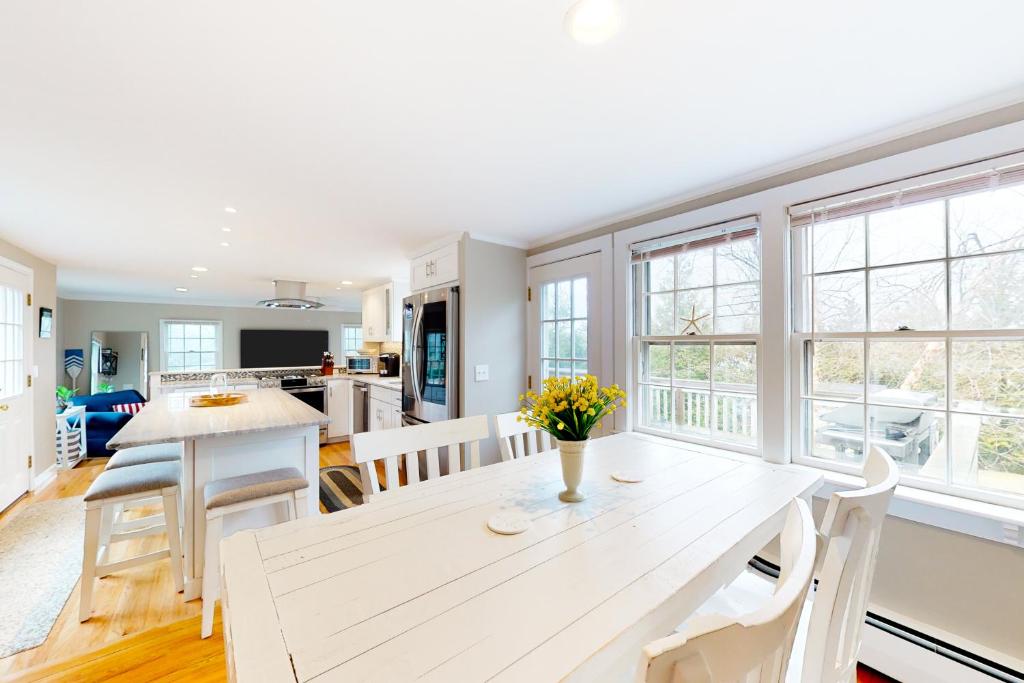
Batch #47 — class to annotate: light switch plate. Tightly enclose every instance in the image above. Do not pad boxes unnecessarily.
[475,364,489,382]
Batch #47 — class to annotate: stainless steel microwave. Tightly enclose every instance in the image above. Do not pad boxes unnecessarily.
[345,354,377,374]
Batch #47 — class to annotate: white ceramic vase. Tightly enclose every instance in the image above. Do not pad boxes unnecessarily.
[556,438,589,503]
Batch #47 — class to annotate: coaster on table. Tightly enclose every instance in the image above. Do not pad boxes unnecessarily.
[611,471,644,483]
[487,512,531,535]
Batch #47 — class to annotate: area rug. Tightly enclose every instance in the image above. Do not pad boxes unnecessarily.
[0,496,85,658]
[319,466,384,513]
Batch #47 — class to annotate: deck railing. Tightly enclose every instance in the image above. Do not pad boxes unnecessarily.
[642,385,757,442]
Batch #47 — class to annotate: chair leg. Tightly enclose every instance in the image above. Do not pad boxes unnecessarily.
[96,504,114,578]
[162,488,185,594]
[79,505,102,623]
[293,489,308,519]
[201,515,222,639]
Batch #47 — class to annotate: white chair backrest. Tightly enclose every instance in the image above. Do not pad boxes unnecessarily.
[802,446,898,683]
[351,415,490,501]
[493,412,552,462]
[637,499,816,683]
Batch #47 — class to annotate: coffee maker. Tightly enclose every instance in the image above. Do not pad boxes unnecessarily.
[378,352,400,377]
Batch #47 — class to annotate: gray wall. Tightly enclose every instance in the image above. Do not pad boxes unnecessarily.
[59,299,361,392]
[459,238,527,465]
[0,236,58,475]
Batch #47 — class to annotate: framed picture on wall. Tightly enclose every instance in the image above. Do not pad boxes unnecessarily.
[39,307,53,338]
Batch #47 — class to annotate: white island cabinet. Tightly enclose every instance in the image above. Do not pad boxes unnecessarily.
[107,389,329,601]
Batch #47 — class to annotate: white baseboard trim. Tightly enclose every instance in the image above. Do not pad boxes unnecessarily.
[860,621,1019,683]
[31,464,57,493]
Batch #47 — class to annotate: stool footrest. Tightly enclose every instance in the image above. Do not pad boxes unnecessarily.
[97,549,170,575]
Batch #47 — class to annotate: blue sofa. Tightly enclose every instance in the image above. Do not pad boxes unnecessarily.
[68,389,146,456]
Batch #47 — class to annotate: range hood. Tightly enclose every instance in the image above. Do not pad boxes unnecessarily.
[257,280,324,309]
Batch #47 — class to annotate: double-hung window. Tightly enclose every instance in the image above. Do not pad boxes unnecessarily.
[341,324,363,355]
[161,320,222,372]
[632,217,761,451]
[791,160,1024,507]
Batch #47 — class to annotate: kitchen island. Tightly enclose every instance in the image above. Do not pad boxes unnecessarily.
[108,388,329,600]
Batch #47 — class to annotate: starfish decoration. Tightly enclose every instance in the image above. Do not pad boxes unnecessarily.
[680,304,710,335]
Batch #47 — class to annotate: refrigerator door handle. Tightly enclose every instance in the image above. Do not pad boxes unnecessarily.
[410,303,425,406]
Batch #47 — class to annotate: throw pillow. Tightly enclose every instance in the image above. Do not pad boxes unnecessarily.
[112,402,145,415]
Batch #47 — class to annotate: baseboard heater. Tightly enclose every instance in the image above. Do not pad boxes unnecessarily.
[749,556,1024,683]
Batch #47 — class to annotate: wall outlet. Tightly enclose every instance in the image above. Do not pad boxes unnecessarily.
[475,364,489,382]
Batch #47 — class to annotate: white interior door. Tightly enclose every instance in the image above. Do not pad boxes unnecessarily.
[0,264,33,512]
[527,252,602,391]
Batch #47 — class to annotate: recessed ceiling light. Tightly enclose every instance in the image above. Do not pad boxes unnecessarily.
[224,207,237,214]
[175,287,189,292]
[220,242,230,247]
[341,280,353,285]
[565,0,622,44]
[335,286,342,291]
[189,274,199,279]
[191,266,208,272]
[221,227,232,232]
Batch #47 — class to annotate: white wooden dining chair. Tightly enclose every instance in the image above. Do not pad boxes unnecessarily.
[685,447,898,683]
[493,411,552,461]
[352,415,490,502]
[637,499,816,683]
[800,446,898,683]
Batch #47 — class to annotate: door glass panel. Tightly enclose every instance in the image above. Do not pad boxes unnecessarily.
[540,276,589,379]
[0,284,25,400]
[421,301,447,404]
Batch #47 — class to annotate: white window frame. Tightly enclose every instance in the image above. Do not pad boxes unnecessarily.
[789,160,1024,510]
[160,319,223,372]
[341,323,363,356]
[630,218,763,455]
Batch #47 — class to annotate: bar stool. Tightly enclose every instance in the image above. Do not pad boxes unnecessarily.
[105,442,185,531]
[201,467,309,638]
[80,461,184,623]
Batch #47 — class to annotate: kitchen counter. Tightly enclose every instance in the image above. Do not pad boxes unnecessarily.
[333,374,402,390]
[107,388,329,449]
[106,388,325,601]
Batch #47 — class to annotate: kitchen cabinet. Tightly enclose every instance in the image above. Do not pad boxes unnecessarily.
[362,280,409,342]
[369,397,391,432]
[368,384,402,432]
[410,241,459,292]
[326,378,351,440]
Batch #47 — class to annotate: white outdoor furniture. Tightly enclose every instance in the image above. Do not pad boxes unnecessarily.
[55,405,87,469]
[690,447,898,683]
[351,414,490,501]
[219,432,821,682]
[494,410,551,461]
[201,467,310,639]
[79,461,184,622]
[636,499,816,683]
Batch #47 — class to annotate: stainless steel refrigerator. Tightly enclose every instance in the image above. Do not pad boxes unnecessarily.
[402,285,459,425]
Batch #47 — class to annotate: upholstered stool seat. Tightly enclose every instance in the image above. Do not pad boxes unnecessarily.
[79,461,184,623]
[200,467,309,638]
[105,443,183,470]
[203,467,308,510]
[85,461,181,501]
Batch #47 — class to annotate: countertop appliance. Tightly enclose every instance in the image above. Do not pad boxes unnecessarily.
[378,352,400,377]
[352,381,369,434]
[402,286,459,425]
[346,354,377,374]
[279,375,327,443]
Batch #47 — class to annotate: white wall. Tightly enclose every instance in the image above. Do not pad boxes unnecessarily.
[460,238,527,464]
[58,299,361,390]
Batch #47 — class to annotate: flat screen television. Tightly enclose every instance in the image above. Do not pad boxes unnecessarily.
[240,329,329,368]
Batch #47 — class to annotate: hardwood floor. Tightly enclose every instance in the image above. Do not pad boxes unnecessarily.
[1,443,900,682]
[0,443,354,681]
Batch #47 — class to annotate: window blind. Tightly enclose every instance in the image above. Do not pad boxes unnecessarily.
[789,161,1024,228]
[630,216,759,263]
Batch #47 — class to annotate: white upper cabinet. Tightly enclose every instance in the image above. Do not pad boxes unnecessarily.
[411,241,459,292]
[362,280,409,342]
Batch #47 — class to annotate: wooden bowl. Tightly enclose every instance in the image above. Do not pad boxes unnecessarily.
[189,392,248,408]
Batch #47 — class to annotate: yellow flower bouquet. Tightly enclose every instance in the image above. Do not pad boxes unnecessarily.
[518,375,627,442]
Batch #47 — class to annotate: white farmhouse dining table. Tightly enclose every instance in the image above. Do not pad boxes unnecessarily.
[219,432,822,683]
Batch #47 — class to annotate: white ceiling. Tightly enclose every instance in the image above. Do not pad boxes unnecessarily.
[1,1,1023,309]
